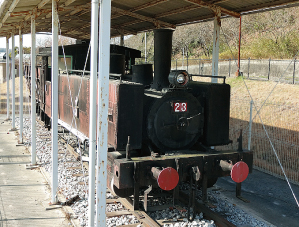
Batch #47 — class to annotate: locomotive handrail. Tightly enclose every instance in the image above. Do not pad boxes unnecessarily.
[61,69,91,75]
[58,119,89,143]
[60,70,122,78]
[190,74,226,84]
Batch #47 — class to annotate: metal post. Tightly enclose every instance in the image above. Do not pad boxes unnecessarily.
[268,58,271,81]
[6,37,10,120]
[182,47,184,68]
[19,28,23,143]
[199,58,200,74]
[144,32,147,62]
[120,34,124,46]
[187,50,189,72]
[89,0,99,225]
[31,15,36,165]
[96,0,111,225]
[11,33,16,129]
[176,59,177,70]
[51,0,59,204]
[248,57,250,78]
[248,100,253,150]
[212,12,221,83]
[228,58,231,77]
[237,16,241,76]
[293,58,296,84]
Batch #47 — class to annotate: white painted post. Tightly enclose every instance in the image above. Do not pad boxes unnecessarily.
[31,15,37,165]
[145,32,147,62]
[248,100,253,150]
[182,47,184,68]
[51,0,59,204]
[19,28,23,143]
[88,0,99,225]
[120,35,124,46]
[212,12,221,83]
[11,33,15,129]
[96,0,111,226]
[6,37,10,120]
[211,12,221,150]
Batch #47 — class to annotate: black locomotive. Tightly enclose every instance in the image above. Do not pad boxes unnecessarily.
[35,29,253,210]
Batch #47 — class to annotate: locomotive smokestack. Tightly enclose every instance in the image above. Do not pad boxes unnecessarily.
[152,29,174,91]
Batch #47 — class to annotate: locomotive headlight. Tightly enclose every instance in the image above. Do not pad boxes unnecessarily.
[177,74,186,84]
[168,70,190,87]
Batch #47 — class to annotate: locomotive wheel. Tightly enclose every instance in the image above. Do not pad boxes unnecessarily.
[112,186,134,198]
[110,177,133,197]
[40,110,45,121]
[198,177,218,188]
[207,177,218,188]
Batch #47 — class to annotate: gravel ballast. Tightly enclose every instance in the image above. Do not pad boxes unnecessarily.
[16,117,273,227]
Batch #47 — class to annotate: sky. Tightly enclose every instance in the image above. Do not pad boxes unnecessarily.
[0,0,53,49]
[0,34,51,49]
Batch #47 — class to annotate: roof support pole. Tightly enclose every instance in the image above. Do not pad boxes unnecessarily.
[19,27,23,143]
[237,16,242,76]
[96,0,111,226]
[31,15,37,165]
[51,0,59,204]
[120,34,124,46]
[6,37,10,120]
[211,12,221,83]
[88,0,99,225]
[144,32,147,62]
[11,32,16,130]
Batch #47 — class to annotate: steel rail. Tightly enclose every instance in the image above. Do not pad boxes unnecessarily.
[118,197,161,227]
[179,191,237,227]
[57,127,159,227]
[37,116,236,227]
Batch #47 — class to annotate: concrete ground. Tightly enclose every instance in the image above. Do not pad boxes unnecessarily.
[215,169,299,227]
[0,115,71,227]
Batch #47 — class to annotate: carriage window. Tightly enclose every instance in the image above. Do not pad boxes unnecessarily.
[58,55,73,72]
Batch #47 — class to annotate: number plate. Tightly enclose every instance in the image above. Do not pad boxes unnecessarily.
[174,102,187,112]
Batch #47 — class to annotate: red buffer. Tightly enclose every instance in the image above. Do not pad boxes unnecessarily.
[231,161,249,183]
[151,167,179,191]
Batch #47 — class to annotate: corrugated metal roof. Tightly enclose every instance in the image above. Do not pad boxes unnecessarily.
[0,0,299,39]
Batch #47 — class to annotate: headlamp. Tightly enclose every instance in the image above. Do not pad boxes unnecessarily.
[177,74,186,84]
[168,70,190,87]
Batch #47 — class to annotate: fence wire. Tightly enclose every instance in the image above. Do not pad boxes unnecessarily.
[218,98,299,185]
[172,58,299,84]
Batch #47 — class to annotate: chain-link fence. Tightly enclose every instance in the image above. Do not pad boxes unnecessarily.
[172,58,299,84]
[217,98,299,185]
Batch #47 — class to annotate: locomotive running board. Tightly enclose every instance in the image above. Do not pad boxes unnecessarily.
[58,119,89,143]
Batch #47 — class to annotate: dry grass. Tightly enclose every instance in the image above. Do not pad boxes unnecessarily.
[227,77,299,131]
[193,75,299,106]
[228,77,299,106]
[0,77,30,97]
[194,75,299,134]
[0,77,31,113]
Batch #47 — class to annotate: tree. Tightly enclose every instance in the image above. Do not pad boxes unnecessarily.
[172,22,213,58]
[9,46,19,58]
[23,47,31,54]
[36,35,76,48]
[242,9,297,44]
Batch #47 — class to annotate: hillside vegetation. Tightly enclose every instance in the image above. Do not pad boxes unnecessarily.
[124,7,299,61]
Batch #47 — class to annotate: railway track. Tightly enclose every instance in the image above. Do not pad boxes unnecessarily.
[54,127,236,227]
[14,117,240,226]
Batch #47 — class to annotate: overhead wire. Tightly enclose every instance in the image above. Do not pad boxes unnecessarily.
[56,16,91,197]
[220,23,299,207]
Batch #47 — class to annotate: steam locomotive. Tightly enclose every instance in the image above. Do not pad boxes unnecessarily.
[35,29,253,209]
